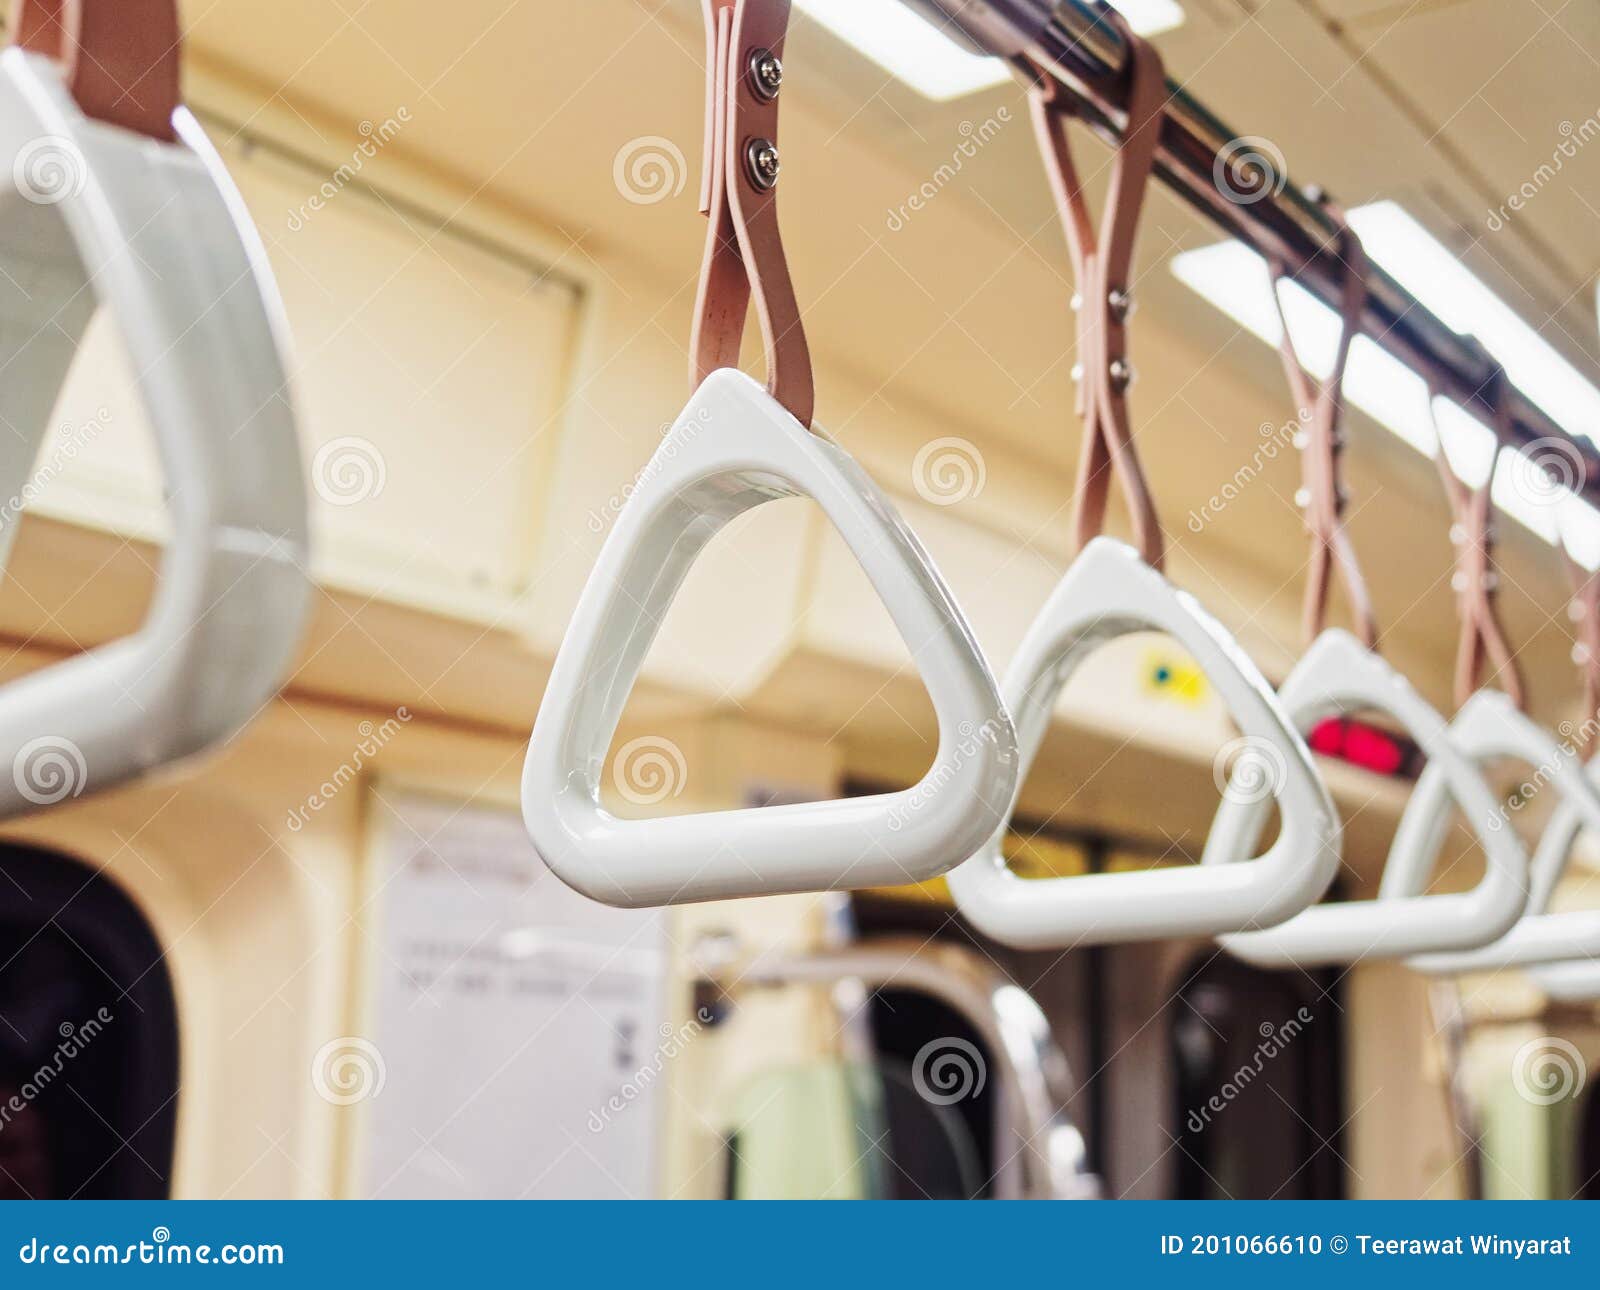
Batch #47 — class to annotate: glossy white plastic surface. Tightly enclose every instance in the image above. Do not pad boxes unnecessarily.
[1528,956,1600,1000]
[1205,631,1528,967]
[0,50,309,816]
[1394,696,1600,974]
[945,538,1337,949]
[522,368,1018,907]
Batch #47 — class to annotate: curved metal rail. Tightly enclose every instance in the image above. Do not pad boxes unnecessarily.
[712,934,1100,1199]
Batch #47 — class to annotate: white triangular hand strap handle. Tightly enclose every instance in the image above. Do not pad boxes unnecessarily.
[1204,630,1526,966]
[1529,956,1600,1000]
[522,369,1018,907]
[945,538,1336,949]
[0,50,310,816]
[1390,694,1600,974]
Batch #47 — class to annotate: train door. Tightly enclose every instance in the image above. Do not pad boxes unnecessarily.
[0,846,179,1199]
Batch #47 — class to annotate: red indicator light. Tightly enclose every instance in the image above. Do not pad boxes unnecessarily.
[1306,717,1409,777]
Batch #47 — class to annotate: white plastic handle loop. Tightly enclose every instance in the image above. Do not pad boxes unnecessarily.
[522,369,1018,908]
[946,538,1337,949]
[1529,957,1600,1001]
[0,49,310,815]
[1204,631,1528,967]
[1391,693,1600,974]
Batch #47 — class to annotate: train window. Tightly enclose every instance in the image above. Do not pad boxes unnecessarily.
[722,1052,985,1200]
[1170,953,1345,1199]
[0,847,179,1199]
[864,991,994,1199]
[1578,1083,1600,1200]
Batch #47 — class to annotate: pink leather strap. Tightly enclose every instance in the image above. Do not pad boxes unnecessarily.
[12,0,180,141]
[1029,8,1166,570]
[1267,204,1378,650]
[1559,538,1600,755]
[1428,372,1525,711]
[690,0,813,429]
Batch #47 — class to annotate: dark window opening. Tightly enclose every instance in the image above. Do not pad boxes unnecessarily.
[1578,1081,1600,1200]
[0,846,179,1199]
[862,987,997,1199]
[1170,952,1345,1199]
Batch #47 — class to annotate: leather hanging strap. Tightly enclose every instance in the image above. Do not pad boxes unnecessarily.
[1428,372,1525,711]
[12,0,180,141]
[690,0,813,429]
[1266,205,1377,649]
[1558,537,1600,755]
[1029,7,1166,570]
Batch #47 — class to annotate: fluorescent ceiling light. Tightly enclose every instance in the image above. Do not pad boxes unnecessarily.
[1349,202,1600,442]
[1171,202,1600,564]
[1564,487,1600,569]
[1111,0,1188,36]
[794,0,1185,102]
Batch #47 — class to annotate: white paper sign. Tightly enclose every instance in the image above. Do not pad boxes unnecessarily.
[360,791,667,1199]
